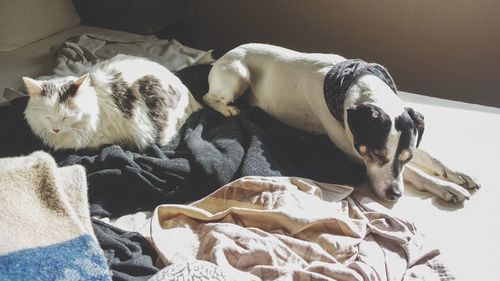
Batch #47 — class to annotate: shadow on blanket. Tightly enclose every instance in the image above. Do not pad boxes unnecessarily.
[0,96,365,218]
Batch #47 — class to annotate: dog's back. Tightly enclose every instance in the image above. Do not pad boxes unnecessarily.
[207,43,346,134]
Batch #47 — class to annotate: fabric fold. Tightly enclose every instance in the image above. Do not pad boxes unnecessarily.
[151,176,447,281]
[0,151,111,280]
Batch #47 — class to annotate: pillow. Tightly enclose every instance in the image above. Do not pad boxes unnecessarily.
[0,0,80,52]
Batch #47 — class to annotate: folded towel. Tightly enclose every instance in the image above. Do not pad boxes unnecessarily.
[0,151,111,280]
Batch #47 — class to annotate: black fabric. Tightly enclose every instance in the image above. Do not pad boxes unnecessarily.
[0,97,44,156]
[92,219,159,281]
[0,96,365,218]
[324,59,398,124]
[175,64,212,103]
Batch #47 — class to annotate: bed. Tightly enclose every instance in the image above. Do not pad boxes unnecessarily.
[1,2,499,281]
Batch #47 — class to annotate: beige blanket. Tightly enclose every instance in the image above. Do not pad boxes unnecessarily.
[0,151,111,280]
[151,176,451,281]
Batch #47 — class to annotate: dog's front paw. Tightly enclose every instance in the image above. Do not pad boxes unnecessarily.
[222,105,241,117]
[438,182,471,203]
[444,170,481,190]
[202,95,241,117]
[457,172,481,190]
[404,164,477,203]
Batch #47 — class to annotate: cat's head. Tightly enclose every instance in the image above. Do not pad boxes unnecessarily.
[23,74,99,150]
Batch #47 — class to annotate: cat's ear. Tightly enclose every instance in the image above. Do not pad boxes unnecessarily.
[74,73,90,89]
[22,77,43,97]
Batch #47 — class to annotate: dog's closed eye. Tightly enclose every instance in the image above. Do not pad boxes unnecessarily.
[369,150,390,165]
[399,150,413,163]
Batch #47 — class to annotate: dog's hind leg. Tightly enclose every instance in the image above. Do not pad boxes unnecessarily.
[203,60,250,117]
[410,148,481,190]
[403,164,471,203]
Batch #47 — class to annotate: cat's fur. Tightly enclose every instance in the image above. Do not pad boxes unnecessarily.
[23,54,202,151]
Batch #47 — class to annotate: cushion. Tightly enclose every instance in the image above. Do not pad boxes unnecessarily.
[0,0,80,52]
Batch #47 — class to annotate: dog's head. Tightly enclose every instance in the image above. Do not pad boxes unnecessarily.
[347,103,425,201]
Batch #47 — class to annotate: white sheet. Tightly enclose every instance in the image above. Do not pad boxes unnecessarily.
[366,92,500,281]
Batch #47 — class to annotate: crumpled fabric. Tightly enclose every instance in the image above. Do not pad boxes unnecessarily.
[45,33,206,80]
[151,176,451,281]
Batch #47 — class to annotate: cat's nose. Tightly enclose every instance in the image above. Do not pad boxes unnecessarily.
[52,128,60,133]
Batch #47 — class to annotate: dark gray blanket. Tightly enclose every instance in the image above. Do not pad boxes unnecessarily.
[51,33,206,78]
[0,96,365,218]
[92,219,159,281]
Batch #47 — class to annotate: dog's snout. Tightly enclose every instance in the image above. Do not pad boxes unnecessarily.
[385,187,402,201]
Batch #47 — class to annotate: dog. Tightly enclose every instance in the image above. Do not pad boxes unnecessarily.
[198,43,480,202]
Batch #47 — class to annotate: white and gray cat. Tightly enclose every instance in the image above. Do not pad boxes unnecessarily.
[22,54,202,150]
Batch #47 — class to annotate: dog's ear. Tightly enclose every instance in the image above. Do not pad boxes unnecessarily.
[406,107,425,147]
[347,104,391,152]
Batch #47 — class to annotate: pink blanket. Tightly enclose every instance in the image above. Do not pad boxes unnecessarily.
[151,177,453,281]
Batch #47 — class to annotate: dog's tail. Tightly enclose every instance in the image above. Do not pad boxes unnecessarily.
[192,49,229,65]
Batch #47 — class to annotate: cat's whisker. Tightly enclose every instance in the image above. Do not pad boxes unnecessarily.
[72,129,89,143]
[73,127,87,133]
[73,133,88,147]
[68,130,80,141]
[71,128,94,147]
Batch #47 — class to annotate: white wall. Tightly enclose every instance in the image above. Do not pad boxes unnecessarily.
[185,0,500,107]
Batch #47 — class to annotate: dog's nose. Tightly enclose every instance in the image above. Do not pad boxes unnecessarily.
[52,128,60,133]
[385,188,402,201]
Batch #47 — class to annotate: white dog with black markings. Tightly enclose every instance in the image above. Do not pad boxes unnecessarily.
[201,43,480,203]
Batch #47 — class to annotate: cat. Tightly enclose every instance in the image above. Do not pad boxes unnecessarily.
[22,54,202,151]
